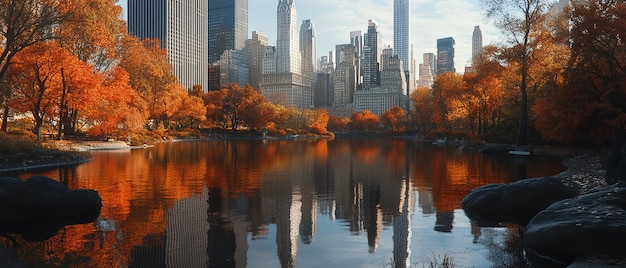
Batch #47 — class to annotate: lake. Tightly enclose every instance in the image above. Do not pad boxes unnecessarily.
[5,138,564,267]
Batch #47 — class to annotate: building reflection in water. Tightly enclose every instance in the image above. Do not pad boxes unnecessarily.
[11,138,564,267]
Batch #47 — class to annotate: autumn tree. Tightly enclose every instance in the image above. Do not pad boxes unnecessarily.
[171,95,206,129]
[203,89,228,128]
[222,83,263,131]
[54,0,127,136]
[482,0,550,147]
[0,0,65,131]
[409,87,435,133]
[381,105,406,133]
[82,68,145,137]
[309,109,329,135]
[548,0,626,144]
[118,37,184,129]
[431,73,466,131]
[465,45,509,135]
[8,41,75,139]
[349,110,380,132]
[327,115,349,132]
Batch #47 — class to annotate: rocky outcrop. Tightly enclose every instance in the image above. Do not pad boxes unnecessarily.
[0,176,102,241]
[461,177,578,226]
[524,182,626,259]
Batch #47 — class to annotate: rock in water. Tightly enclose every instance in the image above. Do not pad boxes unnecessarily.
[462,177,577,226]
[0,176,102,241]
[524,181,626,258]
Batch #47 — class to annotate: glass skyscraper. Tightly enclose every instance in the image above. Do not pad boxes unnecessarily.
[208,0,248,65]
[472,26,483,62]
[436,37,455,75]
[394,0,409,72]
[128,0,208,91]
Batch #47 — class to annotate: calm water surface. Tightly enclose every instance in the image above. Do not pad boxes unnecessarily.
[7,138,564,267]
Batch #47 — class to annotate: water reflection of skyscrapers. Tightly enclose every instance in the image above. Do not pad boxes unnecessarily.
[276,187,302,267]
[300,174,317,244]
[366,185,382,253]
[166,188,209,267]
[206,188,250,268]
[393,179,414,268]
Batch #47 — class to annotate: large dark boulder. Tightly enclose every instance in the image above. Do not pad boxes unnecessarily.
[0,176,102,241]
[462,177,577,226]
[524,181,626,258]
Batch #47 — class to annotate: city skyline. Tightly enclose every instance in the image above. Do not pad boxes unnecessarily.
[120,0,499,74]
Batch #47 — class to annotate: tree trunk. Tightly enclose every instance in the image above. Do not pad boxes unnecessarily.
[1,103,8,132]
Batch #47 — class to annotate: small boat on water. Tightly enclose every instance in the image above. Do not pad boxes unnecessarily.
[433,137,446,145]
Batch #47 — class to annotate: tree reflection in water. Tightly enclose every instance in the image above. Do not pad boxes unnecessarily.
[5,138,564,267]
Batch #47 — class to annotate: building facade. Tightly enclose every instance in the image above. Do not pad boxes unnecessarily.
[300,20,317,81]
[355,47,408,116]
[129,0,208,91]
[472,25,483,62]
[350,31,364,86]
[393,0,409,73]
[436,37,455,75]
[208,0,248,65]
[418,53,436,88]
[363,20,381,89]
[261,0,312,109]
[333,44,357,107]
[247,31,269,90]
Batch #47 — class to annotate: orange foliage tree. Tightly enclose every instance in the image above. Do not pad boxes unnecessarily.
[54,0,128,136]
[381,105,406,133]
[309,109,329,135]
[0,0,65,131]
[533,0,626,144]
[327,115,349,132]
[349,110,380,132]
[203,89,228,128]
[409,87,434,133]
[8,41,78,139]
[118,37,186,129]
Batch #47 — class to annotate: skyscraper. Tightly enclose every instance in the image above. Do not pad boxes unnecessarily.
[350,31,363,86]
[247,31,269,90]
[363,19,381,89]
[472,25,483,62]
[261,0,312,109]
[333,44,357,107]
[436,37,455,75]
[418,53,436,88]
[277,0,301,74]
[394,0,409,72]
[300,20,317,80]
[129,0,208,91]
[208,0,248,65]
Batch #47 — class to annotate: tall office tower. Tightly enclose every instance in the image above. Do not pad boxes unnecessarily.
[208,0,248,65]
[394,0,409,73]
[261,0,312,109]
[129,0,208,91]
[300,20,317,80]
[350,31,364,85]
[247,31,269,90]
[472,26,483,62]
[363,19,381,89]
[381,47,406,95]
[333,44,357,107]
[277,0,301,74]
[410,45,416,93]
[436,37,455,75]
[418,53,436,87]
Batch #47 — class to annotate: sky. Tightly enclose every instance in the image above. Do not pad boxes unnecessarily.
[118,0,502,72]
